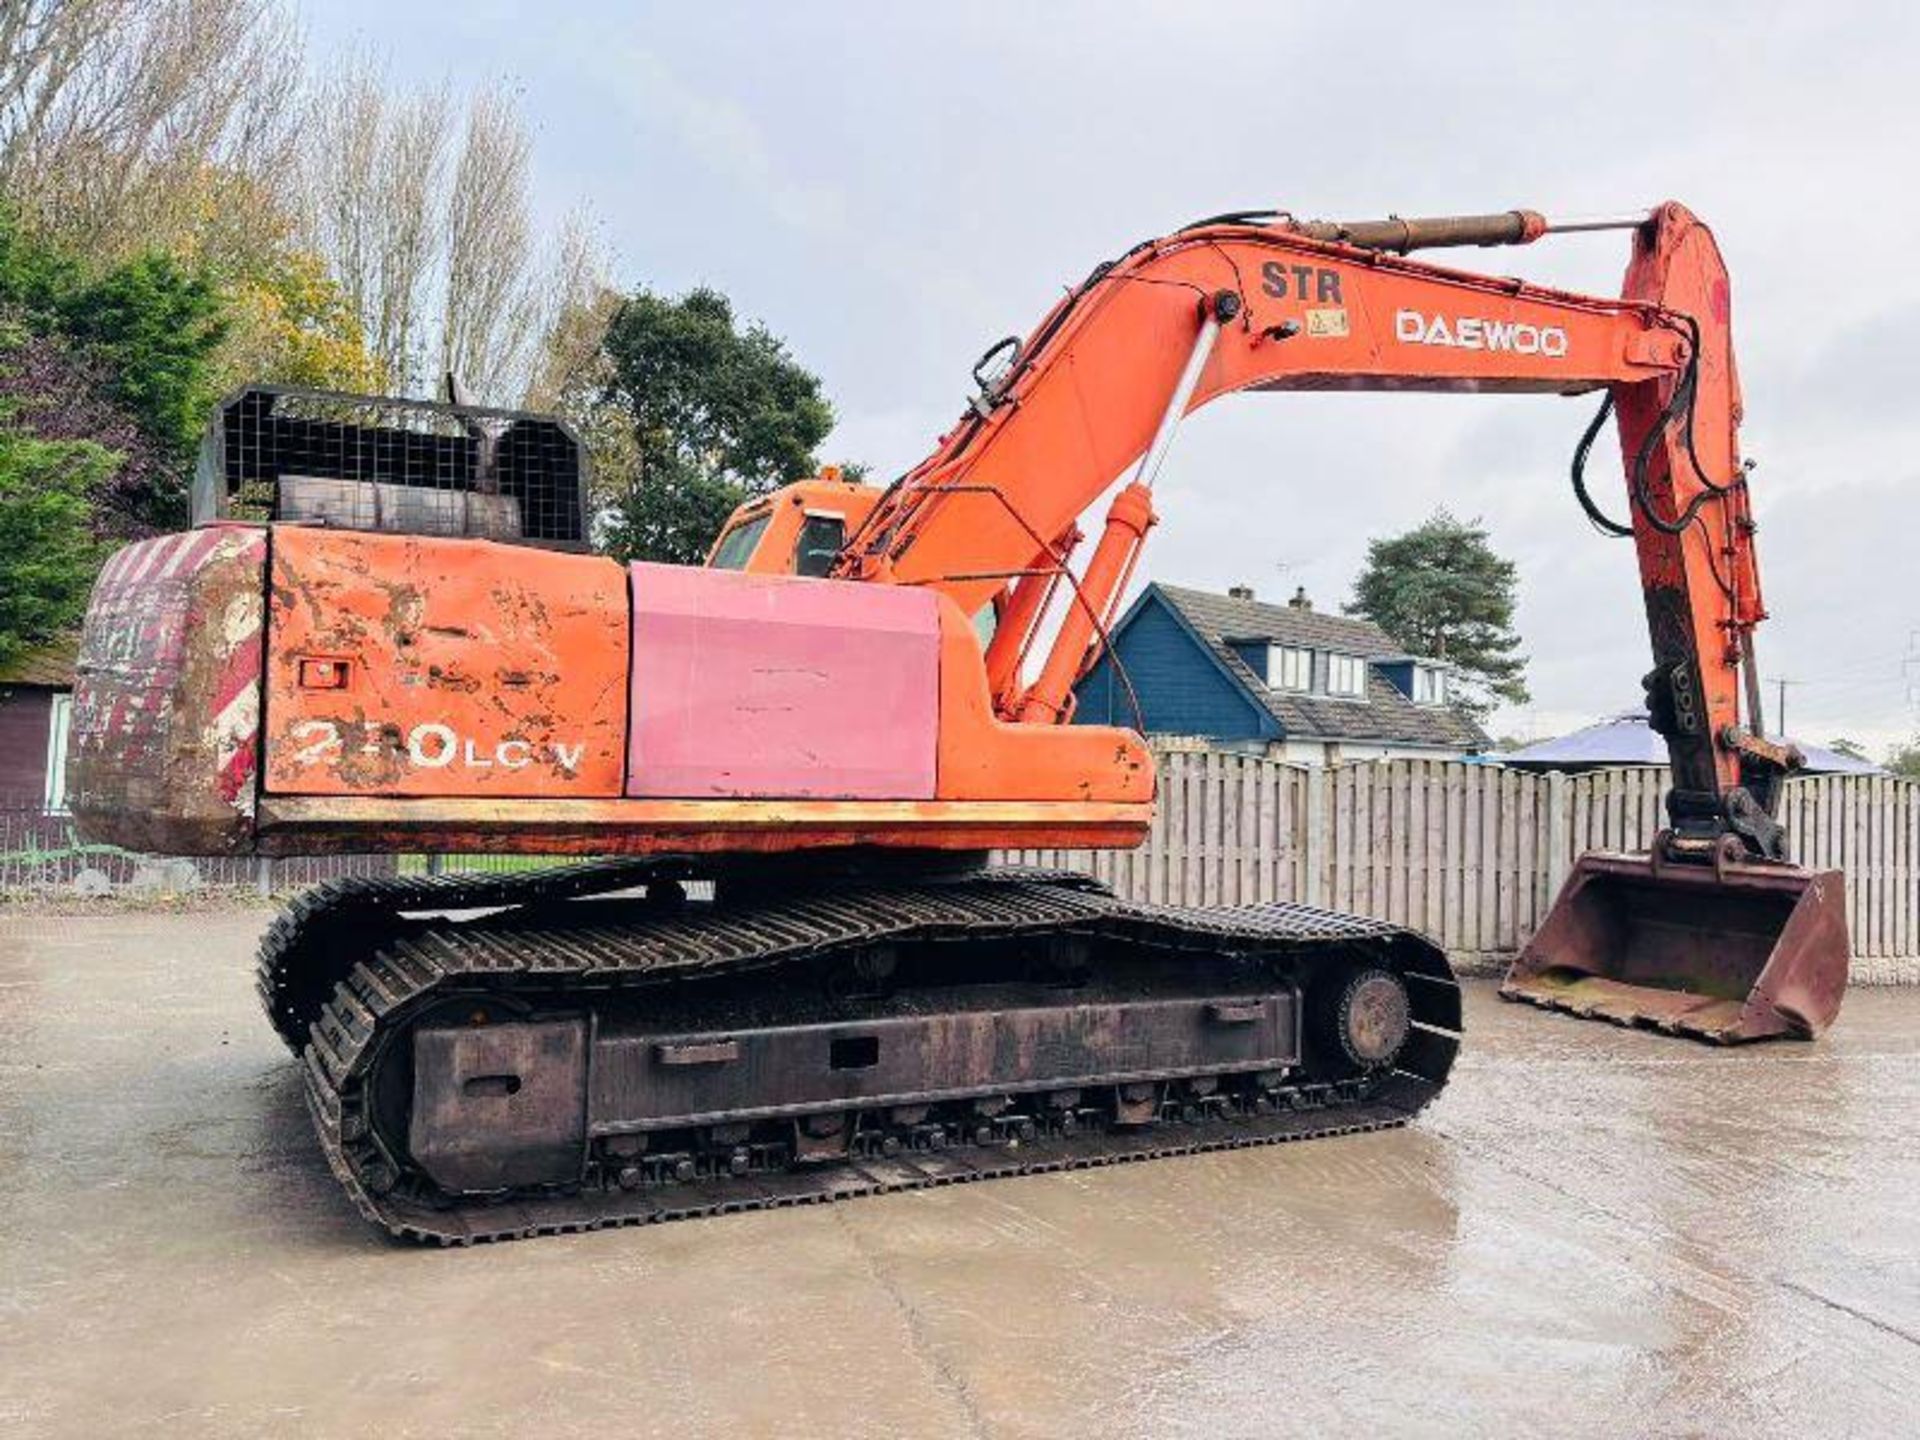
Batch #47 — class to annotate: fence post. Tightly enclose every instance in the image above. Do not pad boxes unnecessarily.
[1546,769,1571,894]
[1304,765,1329,908]
[255,856,274,899]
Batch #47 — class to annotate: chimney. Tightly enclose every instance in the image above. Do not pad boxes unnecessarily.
[1288,586,1313,611]
[1227,583,1255,601]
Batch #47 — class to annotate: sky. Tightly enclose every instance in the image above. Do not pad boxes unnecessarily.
[304,1,1920,751]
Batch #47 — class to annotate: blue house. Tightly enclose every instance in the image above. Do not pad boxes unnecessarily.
[1074,582,1488,765]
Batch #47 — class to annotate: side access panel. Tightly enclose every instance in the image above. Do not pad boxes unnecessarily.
[627,562,939,799]
[265,528,628,797]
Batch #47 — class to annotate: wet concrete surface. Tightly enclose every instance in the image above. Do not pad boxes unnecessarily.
[2,908,1918,1439]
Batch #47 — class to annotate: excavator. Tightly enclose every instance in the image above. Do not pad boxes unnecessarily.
[66,201,1850,1243]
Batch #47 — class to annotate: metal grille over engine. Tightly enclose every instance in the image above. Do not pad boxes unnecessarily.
[191,385,589,548]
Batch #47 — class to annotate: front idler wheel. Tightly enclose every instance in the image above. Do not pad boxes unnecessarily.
[1311,967,1412,1073]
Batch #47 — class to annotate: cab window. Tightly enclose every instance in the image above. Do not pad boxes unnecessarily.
[709,512,771,570]
[793,513,845,577]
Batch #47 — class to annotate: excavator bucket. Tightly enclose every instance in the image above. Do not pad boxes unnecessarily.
[1500,850,1849,1043]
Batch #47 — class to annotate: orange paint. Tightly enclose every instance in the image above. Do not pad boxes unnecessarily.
[931,593,1153,803]
[843,203,1753,801]
[709,474,882,575]
[264,528,629,798]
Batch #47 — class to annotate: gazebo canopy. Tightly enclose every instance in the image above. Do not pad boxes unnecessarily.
[1501,711,1882,776]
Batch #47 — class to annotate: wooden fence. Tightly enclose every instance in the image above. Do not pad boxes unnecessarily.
[1002,750,1920,981]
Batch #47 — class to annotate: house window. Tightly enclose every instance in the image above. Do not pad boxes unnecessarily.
[43,693,72,813]
[1326,654,1367,697]
[1265,645,1311,691]
[1413,665,1447,705]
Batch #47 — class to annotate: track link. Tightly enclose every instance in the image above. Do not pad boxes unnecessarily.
[268,865,1462,1244]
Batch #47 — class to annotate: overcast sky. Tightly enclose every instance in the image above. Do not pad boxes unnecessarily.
[308,1,1920,749]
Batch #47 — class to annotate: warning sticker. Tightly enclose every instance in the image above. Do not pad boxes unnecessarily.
[1306,308,1350,339]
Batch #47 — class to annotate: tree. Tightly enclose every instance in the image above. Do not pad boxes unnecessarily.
[0,313,158,541]
[301,60,450,393]
[218,242,388,396]
[0,0,304,266]
[1828,738,1870,762]
[594,287,834,564]
[1887,739,1920,783]
[55,250,226,478]
[440,83,539,395]
[302,63,576,402]
[1346,509,1530,719]
[0,210,225,534]
[0,422,112,669]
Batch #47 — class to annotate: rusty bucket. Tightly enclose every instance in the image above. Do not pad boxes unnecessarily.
[1500,846,1849,1043]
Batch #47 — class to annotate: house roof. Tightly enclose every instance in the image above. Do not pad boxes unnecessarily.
[1157,583,1408,658]
[1501,711,1883,776]
[0,633,79,688]
[1148,584,1489,750]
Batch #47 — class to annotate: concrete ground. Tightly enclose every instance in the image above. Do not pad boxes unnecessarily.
[2,910,1918,1439]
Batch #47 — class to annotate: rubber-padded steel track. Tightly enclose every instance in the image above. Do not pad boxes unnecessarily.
[269,864,1462,1244]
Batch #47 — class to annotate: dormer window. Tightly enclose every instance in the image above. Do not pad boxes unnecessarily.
[1266,644,1311,692]
[1413,664,1448,705]
[1327,654,1367,697]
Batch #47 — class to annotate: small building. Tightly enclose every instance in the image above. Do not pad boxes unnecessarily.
[0,634,77,811]
[1073,582,1488,764]
[1501,710,1883,775]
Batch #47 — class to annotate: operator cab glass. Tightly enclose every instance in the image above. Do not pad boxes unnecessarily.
[708,512,771,570]
[793,514,845,577]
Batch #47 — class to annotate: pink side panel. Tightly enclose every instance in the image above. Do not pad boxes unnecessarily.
[628,563,939,800]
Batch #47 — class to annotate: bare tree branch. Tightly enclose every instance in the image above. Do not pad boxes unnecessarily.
[300,55,451,390]
[440,81,536,400]
[300,67,572,402]
[0,0,305,265]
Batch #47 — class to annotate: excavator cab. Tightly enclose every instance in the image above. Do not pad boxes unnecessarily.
[1501,839,1847,1042]
[705,469,882,576]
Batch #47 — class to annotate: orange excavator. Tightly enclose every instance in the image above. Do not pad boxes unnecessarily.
[69,201,1848,1242]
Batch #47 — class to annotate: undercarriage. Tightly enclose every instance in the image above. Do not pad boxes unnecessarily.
[260,860,1462,1244]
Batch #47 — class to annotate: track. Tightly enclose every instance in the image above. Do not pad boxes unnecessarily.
[263,864,1462,1244]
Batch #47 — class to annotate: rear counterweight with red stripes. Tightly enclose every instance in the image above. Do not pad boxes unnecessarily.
[68,525,268,854]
